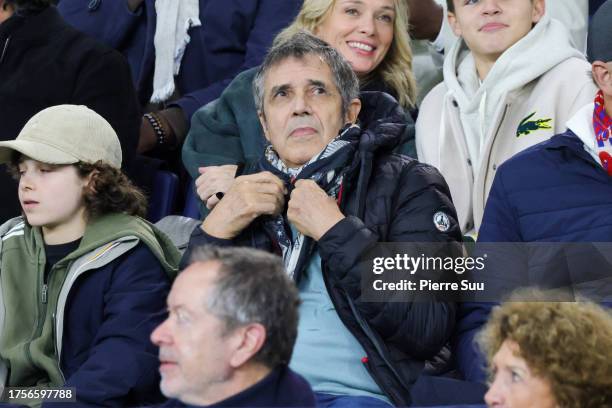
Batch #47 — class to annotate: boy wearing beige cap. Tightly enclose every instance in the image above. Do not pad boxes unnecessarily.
[0,105,180,407]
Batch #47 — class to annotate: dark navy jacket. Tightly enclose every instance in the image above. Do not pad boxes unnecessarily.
[43,243,172,407]
[185,93,462,406]
[158,365,315,407]
[57,0,301,120]
[455,131,612,382]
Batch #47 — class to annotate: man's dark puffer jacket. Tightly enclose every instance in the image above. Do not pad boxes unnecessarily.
[185,92,462,406]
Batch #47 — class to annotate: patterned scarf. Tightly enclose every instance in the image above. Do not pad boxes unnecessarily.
[593,90,612,176]
[260,125,361,280]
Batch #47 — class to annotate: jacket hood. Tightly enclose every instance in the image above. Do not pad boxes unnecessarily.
[356,91,408,154]
[15,213,181,278]
[76,213,180,276]
[444,14,583,115]
[441,14,585,171]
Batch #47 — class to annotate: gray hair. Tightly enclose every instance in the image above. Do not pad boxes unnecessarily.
[188,246,300,369]
[253,31,359,118]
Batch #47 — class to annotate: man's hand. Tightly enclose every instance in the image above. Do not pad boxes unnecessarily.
[196,165,238,209]
[287,180,345,241]
[202,172,286,239]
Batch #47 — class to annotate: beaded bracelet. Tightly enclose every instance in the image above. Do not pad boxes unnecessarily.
[143,112,168,147]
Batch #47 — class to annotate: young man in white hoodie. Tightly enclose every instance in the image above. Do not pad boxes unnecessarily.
[416,0,597,235]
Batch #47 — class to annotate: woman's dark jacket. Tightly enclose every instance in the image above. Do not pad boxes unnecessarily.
[184,93,460,406]
[0,6,140,222]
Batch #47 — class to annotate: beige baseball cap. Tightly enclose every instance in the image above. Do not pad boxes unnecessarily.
[0,105,122,168]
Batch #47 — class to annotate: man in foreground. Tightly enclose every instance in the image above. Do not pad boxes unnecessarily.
[152,246,315,407]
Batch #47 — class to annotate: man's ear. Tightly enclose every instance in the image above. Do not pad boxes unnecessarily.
[447,11,462,37]
[531,0,546,24]
[593,61,612,96]
[345,98,362,124]
[228,323,267,368]
[258,111,271,143]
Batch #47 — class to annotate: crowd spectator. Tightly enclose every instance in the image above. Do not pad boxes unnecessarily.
[0,0,140,223]
[182,0,420,215]
[0,105,180,406]
[184,32,461,407]
[478,293,612,408]
[454,0,612,384]
[57,0,301,161]
[416,0,597,235]
[409,0,589,104]
[152,246,315,408]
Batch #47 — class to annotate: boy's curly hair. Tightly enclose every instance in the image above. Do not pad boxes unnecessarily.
[76,161,147,219]
[478,292,612,408]
[9,155,147,220]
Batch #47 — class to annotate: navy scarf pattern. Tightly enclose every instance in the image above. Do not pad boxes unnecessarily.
[259,125,361,280]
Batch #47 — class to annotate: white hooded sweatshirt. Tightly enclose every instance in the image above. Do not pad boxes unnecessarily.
[416,14,596,235]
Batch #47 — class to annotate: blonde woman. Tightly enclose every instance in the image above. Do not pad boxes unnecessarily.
[182,0,419,214]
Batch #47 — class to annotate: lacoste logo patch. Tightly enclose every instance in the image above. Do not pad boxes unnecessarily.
[516,112,552,137]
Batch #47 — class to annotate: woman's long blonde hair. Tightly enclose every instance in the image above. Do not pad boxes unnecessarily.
[274,0,417,109]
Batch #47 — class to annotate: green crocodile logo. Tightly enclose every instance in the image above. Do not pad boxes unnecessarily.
[516,112,552,137]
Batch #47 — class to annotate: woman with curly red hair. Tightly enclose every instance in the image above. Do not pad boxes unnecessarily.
[478,292,612,408]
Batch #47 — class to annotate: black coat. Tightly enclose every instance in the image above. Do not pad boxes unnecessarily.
[0,6,139,221]
[185,93,462,406]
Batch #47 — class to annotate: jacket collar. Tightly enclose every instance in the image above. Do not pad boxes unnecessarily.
[544,130,611,181]
[162,366,312,408]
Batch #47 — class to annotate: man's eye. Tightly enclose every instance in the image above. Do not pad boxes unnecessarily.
[465,0,479,5]
[313,87,327,95]
[274,90,287,98]
[175,310,190,324]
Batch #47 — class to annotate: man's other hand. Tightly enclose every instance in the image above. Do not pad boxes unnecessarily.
[288,180,345,241]
[202,172,286,239]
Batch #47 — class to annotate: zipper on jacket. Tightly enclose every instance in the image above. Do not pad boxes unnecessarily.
[41,265,51,304]
[0,37,10,64]
[491,104,510,146]
[320,262,407,405]
[483,103,510,204]
[41,283,48,304]
[25,263,58,371]
[344,290,410,390]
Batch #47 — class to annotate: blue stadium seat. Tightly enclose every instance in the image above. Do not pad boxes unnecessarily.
[147,170,179,222]
[183,180,202,219]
